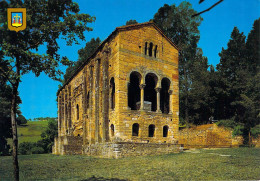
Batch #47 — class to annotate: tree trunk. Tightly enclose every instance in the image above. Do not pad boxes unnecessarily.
[11,86,19,181]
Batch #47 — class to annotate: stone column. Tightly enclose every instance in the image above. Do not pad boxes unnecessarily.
[155,87,161,113]
[82,68,88,144]
[64,89,67,135]
[95,59,101,143]
[168,90,173,114]
[102,46,110,143]
[89,65,94,143]
[58,96,61,136]
[139,84,146,110]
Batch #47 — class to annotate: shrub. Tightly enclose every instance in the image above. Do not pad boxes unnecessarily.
[232,125,245,137]
[251,124,260,138]
[19,142,35,155]
[31,146,44,154]
[216,119,236,129]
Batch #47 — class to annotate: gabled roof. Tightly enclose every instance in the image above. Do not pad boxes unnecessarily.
[58,22,178,94]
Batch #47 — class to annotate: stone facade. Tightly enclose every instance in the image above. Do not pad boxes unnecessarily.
[53,22,181,157]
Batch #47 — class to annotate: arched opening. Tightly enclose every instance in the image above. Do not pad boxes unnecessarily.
[132,123,139,136]
[76,104,79,120]
[110,77,115,109]
[148,124,155,137]
[149,42,153,57]
[144,73,157,112]
[160,78,170,114]
[128,72,141,110]
[154,45,158,58]
[145,42,148,55]
[163,125,169,137]
[110,124,115,137]
[86,91,90,109]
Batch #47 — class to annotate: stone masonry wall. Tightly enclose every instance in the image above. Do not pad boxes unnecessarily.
[178,124,244,149]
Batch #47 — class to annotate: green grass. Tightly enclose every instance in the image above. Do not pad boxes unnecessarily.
[8,121,48,145]
[0,148,259,180]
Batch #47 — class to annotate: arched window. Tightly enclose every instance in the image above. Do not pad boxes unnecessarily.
[132,123,139,136]
[148,124,155,137]
[128,72,141,110]
[163,125,169,137]
[76,104,79,120]
[86,91,90,109]
[110,77,115,109]
[160,78,170,114]
[154,45,158,58]
[111,124,115,137]
[145,42,148,55]
[144,73,158,112]
[149,42,153,57]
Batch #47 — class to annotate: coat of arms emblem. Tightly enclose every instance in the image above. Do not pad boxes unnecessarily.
[7,8,26,32]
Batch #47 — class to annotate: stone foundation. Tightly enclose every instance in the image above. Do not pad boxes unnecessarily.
[83,142,182,158]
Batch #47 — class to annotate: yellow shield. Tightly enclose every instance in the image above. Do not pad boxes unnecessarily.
[7,8,26,32]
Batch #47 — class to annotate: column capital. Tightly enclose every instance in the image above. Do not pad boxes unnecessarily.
[139,84,146,89]
[155,87,161,93]
[168,90,173,95]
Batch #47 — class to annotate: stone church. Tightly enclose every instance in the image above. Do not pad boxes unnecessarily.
[53,22,180,158]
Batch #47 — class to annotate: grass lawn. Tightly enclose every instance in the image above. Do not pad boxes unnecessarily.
[0,148,259,180]
[8,121,48,145]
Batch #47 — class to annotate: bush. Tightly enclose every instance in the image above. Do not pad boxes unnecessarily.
[216,119,236,129]
[251,124,260,138]
[19,142,35,155]
[232,125,245,137]
[31,146,44,154]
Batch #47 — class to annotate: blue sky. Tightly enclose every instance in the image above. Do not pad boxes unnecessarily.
[19,0,259,119]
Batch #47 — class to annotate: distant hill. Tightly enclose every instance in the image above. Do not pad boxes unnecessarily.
[8,120,49,146]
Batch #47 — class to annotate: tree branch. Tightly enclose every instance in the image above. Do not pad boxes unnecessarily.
[0,67,15,86]
[192,0,224,17]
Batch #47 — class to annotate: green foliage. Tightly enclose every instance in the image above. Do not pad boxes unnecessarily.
[63,37,101,84]
[38,119,58,153]
[18,142,35,155]
[17,115,27,125]
[251,125,260,138]
[216,18,260,142]
[31,147,44,154]
[232,125,245,137]
[18,119,58,154]
[216,119,237,129]
[125,19,138,25]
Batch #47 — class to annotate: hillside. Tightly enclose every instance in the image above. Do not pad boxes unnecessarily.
[8,121,49,145]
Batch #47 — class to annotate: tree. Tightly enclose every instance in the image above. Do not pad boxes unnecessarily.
[125,19,138,25]
[63,37,101,84]
[37,119,58,153]
[0,1,95,180]
[217,19,260,144]
[16,115,27,125]
[153,2,207,125]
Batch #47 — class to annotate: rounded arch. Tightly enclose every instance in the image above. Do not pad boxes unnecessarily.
[163,125,169,137]
[148,124,155,137]
[110,77,115,109]
[160,77,171,114]
[144,73,158,112]
[132,123,139,136]
[128,71,142,110]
